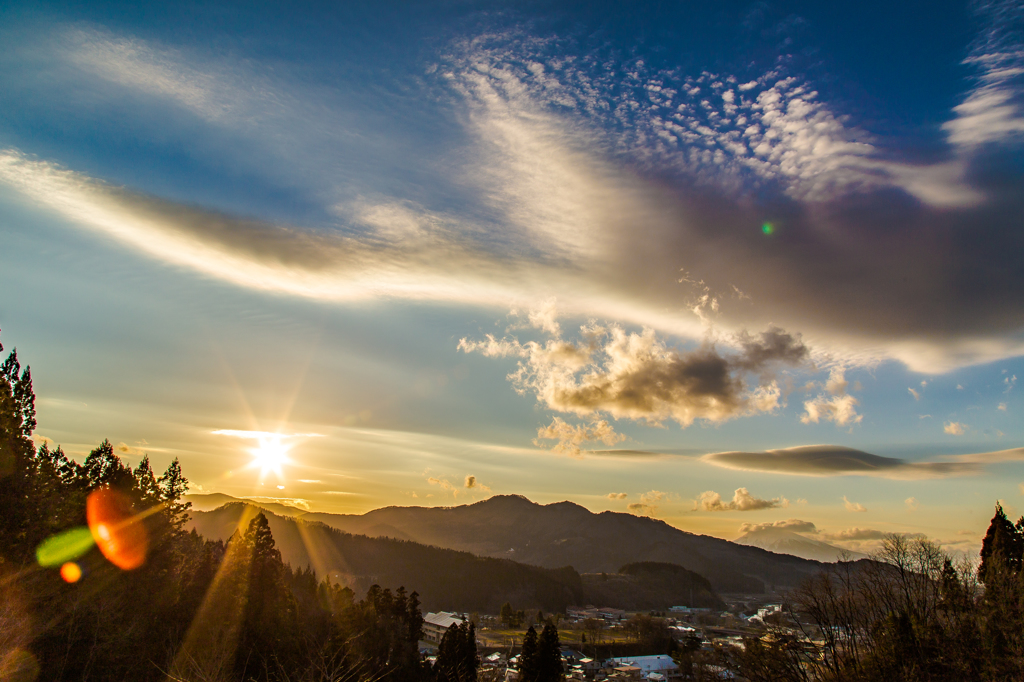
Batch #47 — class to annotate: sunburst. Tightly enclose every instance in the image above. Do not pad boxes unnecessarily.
[249,436,293,481]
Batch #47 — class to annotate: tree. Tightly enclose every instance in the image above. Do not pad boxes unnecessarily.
[233,512,298,677]
[979,503,1023,584]
[518,626,539,682]
[434,621,476,682]
[158,457,192,530]
[536,621,563,682]
[0,337,39,558]
[501,602,513,628]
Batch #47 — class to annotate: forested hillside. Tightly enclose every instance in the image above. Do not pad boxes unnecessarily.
[300,494,821,592]
[189,503,586,613]
[0,334,435,681]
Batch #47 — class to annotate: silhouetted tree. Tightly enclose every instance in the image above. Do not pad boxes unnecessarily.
[518,625,539,681]
[979,503,1023,584]
[536,621,563,682]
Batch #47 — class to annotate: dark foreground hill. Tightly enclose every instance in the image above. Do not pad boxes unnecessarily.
[583,562,725,611]
[298,495,822,592]
[189,503,585,613]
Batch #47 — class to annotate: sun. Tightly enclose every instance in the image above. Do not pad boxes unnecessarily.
[250,437,292,480]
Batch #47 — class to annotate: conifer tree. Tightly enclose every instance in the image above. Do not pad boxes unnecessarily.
[537,621,563,682]
[158,457,192,529]
[0,336,38,559]
[979,503,1024,583]
[519,625,539,682]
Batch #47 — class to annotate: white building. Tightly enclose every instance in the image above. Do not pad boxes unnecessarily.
[422,611,466,643]
[606,655,681,680]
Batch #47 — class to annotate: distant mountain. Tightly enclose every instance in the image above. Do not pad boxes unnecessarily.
[184,492,307,517]
[187,503,585,613]
[735,527,867,563]
[299,495,823,593]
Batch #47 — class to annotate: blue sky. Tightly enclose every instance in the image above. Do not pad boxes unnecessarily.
[1,0,1023,554]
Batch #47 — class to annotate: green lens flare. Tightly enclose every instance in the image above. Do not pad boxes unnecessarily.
[762,222,774,235]
[36,527,95,567]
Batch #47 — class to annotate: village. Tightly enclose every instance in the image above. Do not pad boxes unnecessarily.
[419,595,802,681]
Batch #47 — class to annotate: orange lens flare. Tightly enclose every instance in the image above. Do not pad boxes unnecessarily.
[60,562,82,583]
[86,488,149,570]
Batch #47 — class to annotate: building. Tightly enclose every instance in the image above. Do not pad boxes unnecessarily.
[606,655,681,680]
[422,611,466,643]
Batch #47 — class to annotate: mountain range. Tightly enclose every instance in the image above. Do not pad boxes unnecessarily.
[188,494,824,595]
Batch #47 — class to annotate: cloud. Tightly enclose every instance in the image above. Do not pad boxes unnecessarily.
[606,492,628,500]
[527,299,561,336]
[695,487,787,512]
[244,496,312,510]
[463,322,808,429]
[427,477,458,497]
[843,496,867,512]
[825,527,885,541]
[905,497,919,511]
[464,475,491,492]
[533,417,626,457]
[3,17,1024,378]
[702,444,1024,479]
[116,442,146,456]
[944,421,967,435]
[824,368,849,395]
[739,519,818,534]
[627,490,669,517]
[999,402,1008,411]
[212,429,323,439]
[908,387,921,401]
[1007,375,1018,393]
[801,394,863,427]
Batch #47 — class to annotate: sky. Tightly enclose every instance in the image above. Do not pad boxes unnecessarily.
[1,0,1023,556]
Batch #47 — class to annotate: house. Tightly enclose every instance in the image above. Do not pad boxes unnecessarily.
[422,611,466,643]
[597,608,627,622]
[606,655,681,680]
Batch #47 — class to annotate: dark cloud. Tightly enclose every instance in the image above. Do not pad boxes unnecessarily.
[703,445,1024,479]
[462,322,808,428]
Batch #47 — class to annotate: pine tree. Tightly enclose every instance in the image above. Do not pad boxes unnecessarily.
[408,590,425,642]
[133,455,161,507]
[537,621,563,682]
[82,439,132,488]
[519,626,539,682]
[979,503,1023,584]
[463,622,478,682]
[157,457,192,530]
[0,337,39,558]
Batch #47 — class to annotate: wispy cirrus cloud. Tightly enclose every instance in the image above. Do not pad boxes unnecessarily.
[2,15,1024,376]
[843,496,867,512]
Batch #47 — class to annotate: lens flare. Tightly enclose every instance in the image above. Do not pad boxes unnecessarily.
[762,222,775,235]
[35,527,95,567]
[60,562,83,583]
[86,488,149,570]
